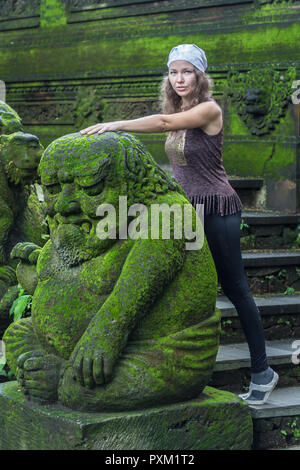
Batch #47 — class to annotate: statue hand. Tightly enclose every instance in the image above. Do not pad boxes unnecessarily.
[70,324,123,389]
[11,242,42,264]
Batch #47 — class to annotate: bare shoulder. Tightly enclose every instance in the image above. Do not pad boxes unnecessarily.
[193,100,221,115]
[163,99,222,132]
[194,100,223,135]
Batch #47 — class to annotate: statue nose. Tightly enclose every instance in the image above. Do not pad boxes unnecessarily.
[60,201,81,215]
[55,185,81,216]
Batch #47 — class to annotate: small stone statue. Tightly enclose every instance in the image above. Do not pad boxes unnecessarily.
[3,132,220,411]
[0,103,45,318]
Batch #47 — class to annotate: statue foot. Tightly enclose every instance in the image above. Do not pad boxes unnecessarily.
[17,350,64,404]
[58,363,103,411]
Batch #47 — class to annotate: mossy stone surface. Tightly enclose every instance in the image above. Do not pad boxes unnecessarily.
[0,381,253,450]
[3,132,220,412]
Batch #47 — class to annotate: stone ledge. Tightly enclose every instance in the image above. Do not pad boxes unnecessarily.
[215,339,300,371]
[241,211,300,225]
[0,381,253,450]
[230,179,264,190]
[249,386,300,420]
[242,251,300,267]
[217,294,300,318]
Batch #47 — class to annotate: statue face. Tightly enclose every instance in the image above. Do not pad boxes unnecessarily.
[4,132,43,170]
[0,132,44,185]
[244,88,269,116]
[40,133,122,266]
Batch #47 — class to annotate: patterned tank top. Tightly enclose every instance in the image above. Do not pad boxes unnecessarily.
[165,104,242,216]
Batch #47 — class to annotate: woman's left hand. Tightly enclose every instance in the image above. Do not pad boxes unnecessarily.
[80,121,123,135]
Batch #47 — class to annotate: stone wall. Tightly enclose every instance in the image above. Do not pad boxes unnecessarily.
[0,0,299,211]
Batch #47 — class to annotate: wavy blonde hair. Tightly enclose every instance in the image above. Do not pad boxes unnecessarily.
[159,68,214,114]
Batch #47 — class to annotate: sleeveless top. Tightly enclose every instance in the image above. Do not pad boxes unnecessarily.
[165,103,243,216]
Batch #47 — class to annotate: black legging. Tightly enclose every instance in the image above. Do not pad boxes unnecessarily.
[203,210,268,373]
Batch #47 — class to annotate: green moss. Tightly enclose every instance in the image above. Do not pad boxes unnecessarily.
[3,132,220,412]
[0,381,253,450]
[1,15,300,81]
[40,0,67,28]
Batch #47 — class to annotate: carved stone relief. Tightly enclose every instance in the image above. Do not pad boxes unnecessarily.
[0,0,40,18]
[226,66,296,136]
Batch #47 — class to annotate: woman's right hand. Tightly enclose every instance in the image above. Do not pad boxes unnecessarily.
[79,121,123,135]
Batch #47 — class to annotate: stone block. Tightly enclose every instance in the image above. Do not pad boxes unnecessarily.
[0,382,253,450]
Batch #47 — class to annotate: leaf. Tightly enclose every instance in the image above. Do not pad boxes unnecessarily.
[12,295,32,322]
[9,298,19,316]
[0,355,6,373]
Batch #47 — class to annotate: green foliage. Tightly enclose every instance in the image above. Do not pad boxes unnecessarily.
[9,284,32,322]
[284,287,295,295]
[265,274,275,280]
[277,269,287,279]
[281,418,300,440]
[0,284,32,377]
[222,319,233,327]
[277,317,291,327]
[240,219,249,230]
[290,418,300,439]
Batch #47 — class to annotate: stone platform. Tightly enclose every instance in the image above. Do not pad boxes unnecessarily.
[0,381,253,450]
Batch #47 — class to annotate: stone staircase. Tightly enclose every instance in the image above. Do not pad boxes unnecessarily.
[209,177,300,450]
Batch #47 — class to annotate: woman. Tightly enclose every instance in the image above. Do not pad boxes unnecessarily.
[80,44,278,405]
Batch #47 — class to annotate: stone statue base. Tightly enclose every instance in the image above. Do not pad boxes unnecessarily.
[0,381,252,450]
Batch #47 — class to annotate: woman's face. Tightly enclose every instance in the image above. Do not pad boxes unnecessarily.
[168,60,197,102]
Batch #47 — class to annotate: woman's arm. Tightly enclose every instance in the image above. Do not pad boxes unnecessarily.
[80,101,221,135]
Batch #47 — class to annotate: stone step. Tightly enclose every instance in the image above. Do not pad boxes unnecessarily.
[218,293,300,318]
[241,211,300,226]
[239,250,300,295]
[249,386,300,450]
[210,339,300,449]
[274,445,300,450]
[229,178,264,191]
[214,339,298,372]
[240,211,299,250]
[217,294,300,344]
[242,250,300,268]
[249,386,300,420]
[210,339,300,393]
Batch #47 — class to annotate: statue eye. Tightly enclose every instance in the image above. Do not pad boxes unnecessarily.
[44,183,61,195]
[28,142,39,149]
[79,180,104,196]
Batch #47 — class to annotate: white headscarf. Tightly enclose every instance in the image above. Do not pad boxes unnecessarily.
[167,44,207,73]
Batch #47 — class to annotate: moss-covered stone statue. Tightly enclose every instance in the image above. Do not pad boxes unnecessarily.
[0,103,46,330]
[3,132,220,411]
[0,102,45,266]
